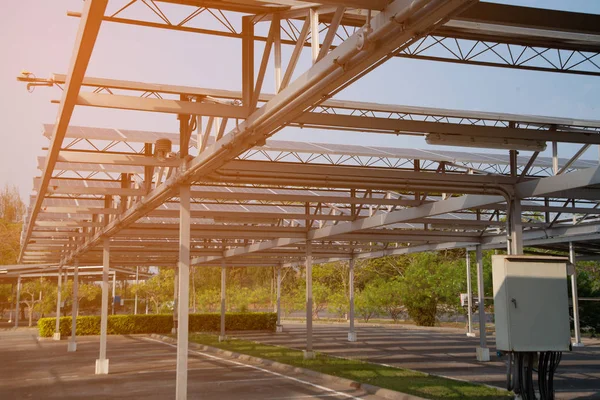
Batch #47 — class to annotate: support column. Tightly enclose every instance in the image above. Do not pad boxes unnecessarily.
[509,199,523,255]
[8,283,14,323]
[111,272,116,315]
[15,275,21,328]
[173,266,179,334]
[276,266,283,333]
[466,250,475,338]
[348,258,357,342]
[96,238,110,375]
[310,8,319,63]
[134,266,139,315]
[54,267,63,341]
[475,245,489,361]
[569,243,584,347]
[176,183,191,400]
[219,260,226,342]
[68,261,79,352]
[304,241,315,359]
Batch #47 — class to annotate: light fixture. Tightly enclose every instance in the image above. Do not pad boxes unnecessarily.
[425,133,547,152]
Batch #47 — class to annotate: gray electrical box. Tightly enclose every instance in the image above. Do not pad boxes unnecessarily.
[492,255,571,352]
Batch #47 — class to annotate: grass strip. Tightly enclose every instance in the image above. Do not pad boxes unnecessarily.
[189,333,512,400]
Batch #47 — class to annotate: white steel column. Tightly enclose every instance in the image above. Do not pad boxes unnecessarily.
[176,183,191,400]
[475,245,489,361]
[96,238,110,374]
[465,250,475,338]
[510,199,523,255]
[304,241,315,359]
[134,266,139,315]
[569,242,584,347]
[552,141,559,175]
[219,260,226,341]
[15,275,21,328]
[276,267,283,333]
[111,271,116,315]
[274,15,282,92]
[173,266,179,334]
[53,267,63,340]
[8,283,14,324]
[348,258,357,342]
[68,260,79,352]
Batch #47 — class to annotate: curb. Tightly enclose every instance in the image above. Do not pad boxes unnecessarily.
[149,334,427,400]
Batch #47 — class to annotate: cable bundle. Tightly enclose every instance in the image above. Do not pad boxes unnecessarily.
[506,351,562,400]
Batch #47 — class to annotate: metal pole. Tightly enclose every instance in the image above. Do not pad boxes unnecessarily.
[145,295,149,314]
[219,260,226,341]
[569,242,583,347]
[134,266,139,315]
[276,267,282,332]
[475,245,489,361]
[111,271,116,315]
[466,250,474,337]
[173,266,179,334]
[552,141,559,175]
[15,276,21,328]
[510,199,523,255]
[348,258,357,342]
[304,241,314,359]
[192,266,196,313]
[96,238,110,375]
[176,183,191,400]
[68,261,79,352]
[310,8,319,63]
[54,267,63,340]
[8,283,14,323]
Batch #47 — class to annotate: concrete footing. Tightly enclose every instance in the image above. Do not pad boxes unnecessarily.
[67,341,77,352]
[572,342,585,348]
[347,332,357,342]
[303,351,315,360]
[276,325,283,333]
[95,359,109,375]
[466,332,476,338]
[476,347,490,362]
[218,335,227,342]
[52,333,61,341]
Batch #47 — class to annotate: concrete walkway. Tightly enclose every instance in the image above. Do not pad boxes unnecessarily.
[0,328,381,400]
[234,323,600,400]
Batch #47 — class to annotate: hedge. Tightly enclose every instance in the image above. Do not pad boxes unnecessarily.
[38,312,277,338]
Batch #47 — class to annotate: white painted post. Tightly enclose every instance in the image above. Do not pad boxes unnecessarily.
[96,238,110,375]
[276,267,282,333]
[15,276,21,328]
[466,250,475,337]
[53,267,63,341]
[8,283,14,323]
[274,15,282,92]
[173,266,179,334]
[111,271,116,315]
[510,199,523,255]
[176,183,191,400]
[569,242,584,347]
[68,261,79,352]
[219,260,226,341]
[348,258,357,342]
[134,266,139,315]
[304,241,315,359]
[475,245,489,361]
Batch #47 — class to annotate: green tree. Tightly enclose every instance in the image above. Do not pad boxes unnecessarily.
[372,278,404,322]
[399,252,463,326]
[132,269,174,314]
[355,282,382,322]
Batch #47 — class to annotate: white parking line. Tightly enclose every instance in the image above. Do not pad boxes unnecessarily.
[143,337,363,400]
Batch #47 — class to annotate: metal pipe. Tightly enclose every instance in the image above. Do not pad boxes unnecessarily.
[54,266,63,340]
[348,258,356,341]
[276,267,282,329]
[466,250,473,336]
[15,276,21,328]
[476,245,486,349]
[569,242,583,346]
[176,183,191,400]
[68,260,79,352]
[96,238,110,374]
[134,266,139,315]
[220,260,226,341]
[305,240,313,357]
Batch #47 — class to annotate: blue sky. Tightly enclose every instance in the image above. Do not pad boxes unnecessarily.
[1,0,599,200]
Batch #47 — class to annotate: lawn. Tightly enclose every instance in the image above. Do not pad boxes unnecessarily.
[188,333,512,400]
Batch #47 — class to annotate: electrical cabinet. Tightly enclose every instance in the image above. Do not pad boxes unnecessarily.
[492,255,571,352]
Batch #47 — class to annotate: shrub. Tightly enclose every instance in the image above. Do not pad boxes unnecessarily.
[38,312,276,337]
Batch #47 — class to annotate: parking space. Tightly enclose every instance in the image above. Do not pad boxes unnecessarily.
[0,329,378,400]
[236,323,600,400]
